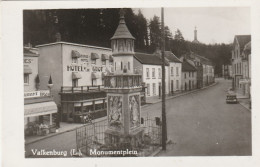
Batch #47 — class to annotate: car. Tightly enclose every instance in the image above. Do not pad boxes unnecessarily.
[226,93,238,104]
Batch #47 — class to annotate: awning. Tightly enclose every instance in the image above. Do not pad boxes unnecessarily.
[24,65,32,74]
[91,53,100,60]
[24,101,57,117]
[109,55,114,62]
[91,72,100,79]
[72,72,82,79]
[71,50,81,58]
[101,54,109,61]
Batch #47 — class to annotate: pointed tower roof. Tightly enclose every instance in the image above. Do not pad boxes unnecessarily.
[111,9,135,40]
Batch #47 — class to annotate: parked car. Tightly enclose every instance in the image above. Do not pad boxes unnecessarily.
[226,93,238,104]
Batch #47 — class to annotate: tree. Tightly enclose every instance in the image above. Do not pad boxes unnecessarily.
[148,15,161,52]
[174,29,184,41]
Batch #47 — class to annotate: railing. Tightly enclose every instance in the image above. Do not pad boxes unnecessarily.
[104,74,142,88]
[61,85,105,93]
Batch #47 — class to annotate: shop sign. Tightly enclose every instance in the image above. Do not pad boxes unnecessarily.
[24,59,33,64]
[67,65,90,72]
[24,90,50,98]
[92,66,103,72]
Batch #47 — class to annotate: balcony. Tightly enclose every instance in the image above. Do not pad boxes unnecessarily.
[60,85,105,94]
[104,74,142,89]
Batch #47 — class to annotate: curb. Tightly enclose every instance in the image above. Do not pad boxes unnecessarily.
[143,82,218,108]
[25,117,107,145]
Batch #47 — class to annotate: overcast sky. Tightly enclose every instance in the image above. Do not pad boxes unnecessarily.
[134,7,250,44]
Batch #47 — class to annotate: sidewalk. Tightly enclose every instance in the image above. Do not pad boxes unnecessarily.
[25,116,107,145]
[234,89,251,111]
[145,82,218,106]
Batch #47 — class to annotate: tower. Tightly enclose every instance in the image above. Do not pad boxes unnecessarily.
[111,9,135,74]
[192,26,199,43]
[104,9,143,149]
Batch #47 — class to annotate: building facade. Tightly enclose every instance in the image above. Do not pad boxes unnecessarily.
[231,35,251,90]
[24,47,57,135]
[133,52,169,97]
[164,51,182,94]
[36,42,113,122]
[181,59,197,91]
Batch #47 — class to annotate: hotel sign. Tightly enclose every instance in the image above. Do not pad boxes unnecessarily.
[24,90,50,98]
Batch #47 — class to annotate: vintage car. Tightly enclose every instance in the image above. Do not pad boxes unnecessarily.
[226,92,238,104]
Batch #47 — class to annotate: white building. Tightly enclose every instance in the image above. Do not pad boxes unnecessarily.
[133,52,169,97]
[164,51,182,94]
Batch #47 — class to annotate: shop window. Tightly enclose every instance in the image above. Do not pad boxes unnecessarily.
[72,79,78,87]
[72,57,78,64]
[102,60,106,65]
[24,74,29,85]
[92,59,96,65]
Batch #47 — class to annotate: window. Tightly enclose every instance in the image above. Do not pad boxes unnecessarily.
[152,68,155,78]
[110,61,113,66]
[147,84,150,96]
[115,62,117,71]
[121,62,123,70]
[189,72,191,77]
[185,73,186,79]
[128,62,130,70]
[158,68,161,78]
[192,72,194,77]
[176,67,179,76]
[102,60,106,65]
[91,59,96,64]
[92,79,97,86]
[72,57,78,64]
[146,68,150,78]
[176,80,179,89]
[153,83,156,95]
[171,67,174,76]
[72,79,78,87]
[24,74,29,85]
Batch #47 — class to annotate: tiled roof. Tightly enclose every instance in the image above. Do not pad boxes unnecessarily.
[235,35,251,50]
[164,51,182,63]
[134,52,168,66]
[182,52,212,66]
[182,60,197,72]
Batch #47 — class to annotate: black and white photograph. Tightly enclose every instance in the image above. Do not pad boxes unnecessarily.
[1,0,260,166]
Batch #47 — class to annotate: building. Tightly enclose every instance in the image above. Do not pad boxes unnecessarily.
[192,27,200,44]
[222,64,232,79]
[164,51,182,94]
[24,47,57,135]
[239,41,251,97]
[231,35,251,90]
[133,52,169,97]
[36,42,113,122]
[181,59,197,91]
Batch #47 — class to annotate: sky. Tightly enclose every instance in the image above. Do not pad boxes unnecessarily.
[134,7,250,44]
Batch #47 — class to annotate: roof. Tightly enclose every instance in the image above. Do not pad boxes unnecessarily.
[182,60,197,72]
[244,41,251,51]
[134,52,168,66]
[235,35,251,51]
[164,51,182,63]
[36,41,112,51]
[182,52,212,66]
[111,11,135,40]
[24,48,39,57]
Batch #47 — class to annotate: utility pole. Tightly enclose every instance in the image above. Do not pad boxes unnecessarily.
[161,7,167,150]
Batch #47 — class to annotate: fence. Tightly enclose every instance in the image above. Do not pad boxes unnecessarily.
[76,117,162,157]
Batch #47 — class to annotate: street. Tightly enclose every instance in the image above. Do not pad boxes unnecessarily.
[142,78,251,156]
[25,78,251,157]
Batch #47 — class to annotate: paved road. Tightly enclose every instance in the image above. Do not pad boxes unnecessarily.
[142,78,251,156]
[25,78,251,157]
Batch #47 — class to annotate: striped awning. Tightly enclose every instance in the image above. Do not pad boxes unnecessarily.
[109,55,114,62]
[24,101,57,117]
[91,72,100,79]
[72,72,82,79]
[71,50,81,58]
[24,65,32,74]
[91,53,100,59]
[101,54,109,60]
